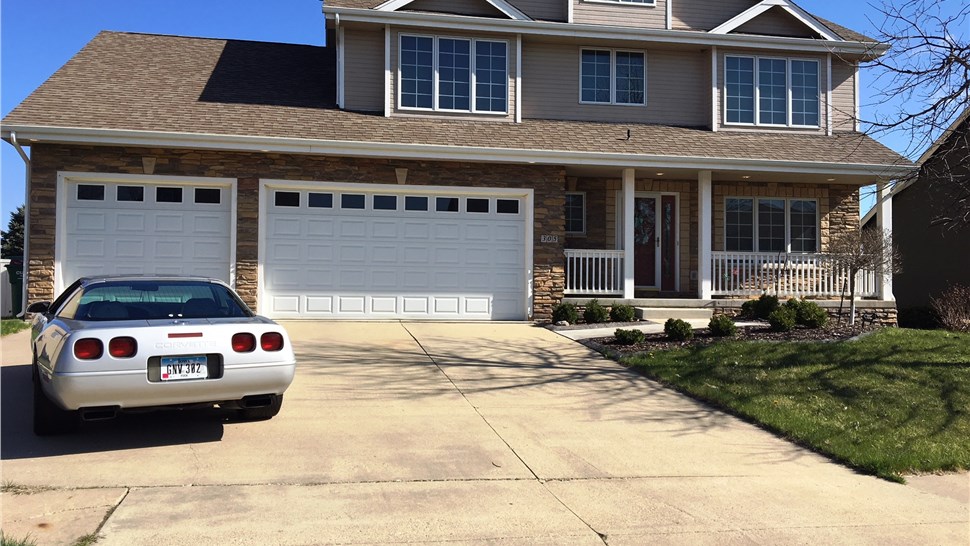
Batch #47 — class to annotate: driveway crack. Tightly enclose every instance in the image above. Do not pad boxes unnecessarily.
[400,323,610,545]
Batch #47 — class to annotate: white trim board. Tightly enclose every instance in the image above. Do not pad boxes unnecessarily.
[4,125,914,179]
[375,0,532,21]
[709,0,842,42]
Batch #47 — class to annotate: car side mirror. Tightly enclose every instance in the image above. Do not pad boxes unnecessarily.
[27,301,51,314]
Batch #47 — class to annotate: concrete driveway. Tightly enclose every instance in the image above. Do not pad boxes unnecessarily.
[2,322,967,545]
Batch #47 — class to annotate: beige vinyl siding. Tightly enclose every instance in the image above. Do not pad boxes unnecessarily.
[390,29,516,121]
[344,28,385,113]
[511,0,567,21]
[521,42,708,126]
[733,7,819,38]
[571,0,667,29]
[715,49,828,134]
[831,60,856,131]
[404,0,506,18]
[672,0,758,31]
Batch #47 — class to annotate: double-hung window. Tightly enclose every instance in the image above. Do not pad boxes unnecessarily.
[581,49,646,106]
[565,193,586,234]
[399,34,508,114]
[725,197,818,253]
[724,55,820,127]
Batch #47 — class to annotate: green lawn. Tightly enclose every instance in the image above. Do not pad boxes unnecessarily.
[1,319,30,336]
[619,328,970,481]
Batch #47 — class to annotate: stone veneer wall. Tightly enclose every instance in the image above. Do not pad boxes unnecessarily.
[27,144,567,320]
[712,182,860,252]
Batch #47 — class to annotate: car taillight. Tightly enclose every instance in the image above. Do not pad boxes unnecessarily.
[109,337,137,358]
[74,338,104,360]
[260,332,284,352]
[232,333,256,353]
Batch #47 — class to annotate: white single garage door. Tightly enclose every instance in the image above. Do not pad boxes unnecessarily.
[59,178,233,289]
[262,183,530,320]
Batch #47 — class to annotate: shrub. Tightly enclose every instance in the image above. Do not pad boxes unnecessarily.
[708,314,737,337]
[741,294,780,320]
[664,318,694,341]
[768,307,797,332]
[614,328,646,345]
[932,284,970,333]
[784,298,828,328]
[551,302,578,324]
[583,299,609,324]
[609,304,636,323]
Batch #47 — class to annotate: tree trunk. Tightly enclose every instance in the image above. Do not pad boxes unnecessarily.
[849,272,857,326]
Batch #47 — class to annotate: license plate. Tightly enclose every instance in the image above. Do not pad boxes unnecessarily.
[160,356,208,381]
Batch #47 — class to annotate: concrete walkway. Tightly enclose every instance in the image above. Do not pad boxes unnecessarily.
[2,324,967,545]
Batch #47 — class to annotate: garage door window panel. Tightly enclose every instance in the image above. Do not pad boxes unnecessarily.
[497,199,520,214]
[78,184,105,201]
[117,186,144,202]
[341,194,366,209]
[274,191,300,207]
[309,193,333,208]
[373,195,398,210]
[157,187,183,203]
[405,196,429,211]
[436,197,460,212]
[466,198,489,213]
[195,188,221,204]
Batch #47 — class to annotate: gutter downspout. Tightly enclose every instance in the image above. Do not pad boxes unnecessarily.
[9,131,30,318]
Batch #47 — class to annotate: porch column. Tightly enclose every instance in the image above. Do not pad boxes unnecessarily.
[622,168,636,299]
[698,170,713,299]
[876,182,894,301]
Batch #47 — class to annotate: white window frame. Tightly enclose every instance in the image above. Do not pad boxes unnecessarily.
[723,55,821,128]
[579,47,647,107]
[397,33,509,115]
[723,197,819,253]
[565,191,586,235]
[582,0,657,7]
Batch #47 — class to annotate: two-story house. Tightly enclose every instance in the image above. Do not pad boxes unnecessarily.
[1,0,910,321]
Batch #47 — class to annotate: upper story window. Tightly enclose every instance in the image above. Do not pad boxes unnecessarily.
[725,197,818,253]
[580,49,646,106]
[399,34,508,114]
[593,0,656,5]
[724,56,819,128]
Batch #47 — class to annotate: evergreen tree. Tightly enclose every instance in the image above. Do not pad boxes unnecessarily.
[1,205,25,258]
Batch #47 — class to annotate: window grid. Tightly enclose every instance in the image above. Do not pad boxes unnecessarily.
[475,41,508,113]
[438,38,471,111]
[725,197,818,253]
[399,35,508,114]
[791,60,820,126]
[581,49,646,106]
[725,56,820,128]
[400,36,434,109]
[565,193,586,234]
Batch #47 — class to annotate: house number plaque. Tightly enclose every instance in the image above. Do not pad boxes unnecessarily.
[540,235,559,243]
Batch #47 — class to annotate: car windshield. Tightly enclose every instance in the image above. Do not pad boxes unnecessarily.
[66,280,253,321]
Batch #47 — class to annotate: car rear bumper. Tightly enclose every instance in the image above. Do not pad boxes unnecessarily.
[43,361,296,410]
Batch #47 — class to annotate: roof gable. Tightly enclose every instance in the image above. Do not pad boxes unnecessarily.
[710,0,841,41]
[375,0,531,20]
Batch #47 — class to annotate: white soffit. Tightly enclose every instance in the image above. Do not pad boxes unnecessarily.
[375,0,532,21]
[709,0,842,42]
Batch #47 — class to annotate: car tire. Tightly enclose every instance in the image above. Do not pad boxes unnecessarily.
[237,394,283,421]
[33,367,80,436]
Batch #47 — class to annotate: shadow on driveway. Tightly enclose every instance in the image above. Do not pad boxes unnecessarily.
[1,364,225,460]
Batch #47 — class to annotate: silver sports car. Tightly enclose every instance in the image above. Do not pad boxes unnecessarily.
[28,276,297,435]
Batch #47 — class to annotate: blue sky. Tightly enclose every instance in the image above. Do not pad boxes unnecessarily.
[0,1,930,226]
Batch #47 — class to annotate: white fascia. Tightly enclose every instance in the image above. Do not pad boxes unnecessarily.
[2,124,915,180]
[324,7,884,56]
[375,0,532,21]
[709,0,842,42]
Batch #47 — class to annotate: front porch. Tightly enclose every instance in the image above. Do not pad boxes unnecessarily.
[561,168,894,303]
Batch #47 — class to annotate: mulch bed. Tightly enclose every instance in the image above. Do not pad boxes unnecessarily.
[593,321,881,354]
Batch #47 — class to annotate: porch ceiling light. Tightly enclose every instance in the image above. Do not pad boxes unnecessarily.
[655,172,664,176]
[741,175,751,179]
[827,178,836,181]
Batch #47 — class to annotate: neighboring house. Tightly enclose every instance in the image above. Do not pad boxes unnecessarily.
[2,0,911,321]
[863,108,970,320]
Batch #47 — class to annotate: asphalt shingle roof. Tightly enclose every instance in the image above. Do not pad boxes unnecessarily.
[2,31,905,168]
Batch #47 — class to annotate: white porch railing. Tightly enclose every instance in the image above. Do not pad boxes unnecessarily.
[712,252,878,298]
[564,249,624,296]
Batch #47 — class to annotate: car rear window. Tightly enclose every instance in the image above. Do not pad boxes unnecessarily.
[70,281,253,321]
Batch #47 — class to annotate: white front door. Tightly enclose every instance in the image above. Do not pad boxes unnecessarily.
[59,177,233,290]
[261,182,530,320]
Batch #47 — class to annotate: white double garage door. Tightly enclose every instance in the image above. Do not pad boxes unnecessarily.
[59,176,531,320]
